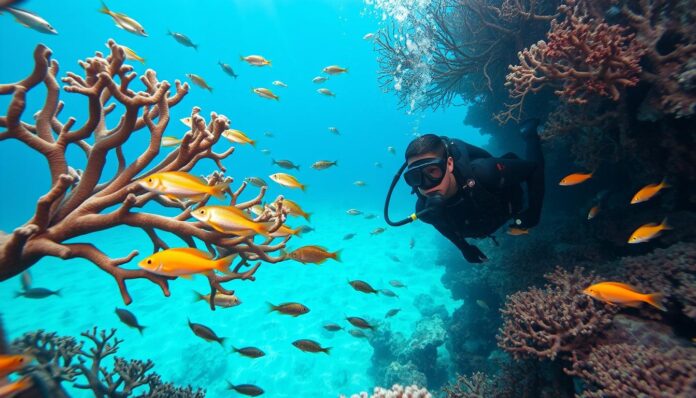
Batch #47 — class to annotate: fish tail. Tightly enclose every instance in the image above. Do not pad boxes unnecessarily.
[208,86,214,93]
[55,289,62,297]
[645,293,666,311]
[322,346,332,355]
[660,177,670,189]
[99,1,110,14]
[192,290,205,303]
[661,217,672,230]
[215,254,236,274]
[249,139,256,147]
[217,337,226,347]
[211,181,230,200]
[137,325,146,335]
[291,228,303,238]
[239,55,245,61]
[14,291,22,298]
[304,212,312,222]
[267,60,272,67]
[332,249,342,262]
[300,183,307,192]
[193,44,199,51]
[266,302,277,313]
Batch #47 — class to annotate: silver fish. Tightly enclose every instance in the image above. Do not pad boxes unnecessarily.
[4,7,57,34]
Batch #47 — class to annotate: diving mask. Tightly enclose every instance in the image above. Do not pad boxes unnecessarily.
[403,157,447,190]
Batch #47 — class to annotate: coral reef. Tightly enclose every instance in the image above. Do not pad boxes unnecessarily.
[341,384,432,398]
[497,267,618,360]
[10,327,205,398]
[0,40,295,306]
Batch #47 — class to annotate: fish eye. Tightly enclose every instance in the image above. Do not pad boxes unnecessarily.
[147,259,152,264]
[148,178,152,182]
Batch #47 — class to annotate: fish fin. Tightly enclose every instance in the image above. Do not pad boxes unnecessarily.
[239,55,245,61]
[193,44,198,51]
[332,249,342,262]
[217,337,226,347]
[167,247,214,259]
[14,291,23,298]
[323,347,332,355]
[192,290,205,302]
[300,183,307,192]
[215,254,237,274]
[645,293,666,311]
[249,139,256,147]
[304,212,312,222]
[291,227,303,238]
[137,325,146,335]
[660,177,670,189]
[266,302,277,313]
[99,1,110,14]
[660,217,672,230]
[622,301,643,308]
[179,274,193,280]
[211,181,230,200]
[599,281,641,292]
[54,288,62,297]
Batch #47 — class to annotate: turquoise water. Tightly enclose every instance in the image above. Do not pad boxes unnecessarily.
[0,1,486,396]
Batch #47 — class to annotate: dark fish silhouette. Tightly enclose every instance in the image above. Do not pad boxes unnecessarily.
[15,287,60,299]
[272,159,300,170]
[187,319,225,346]
[323,323,343,332]
[232,346,265,358]
[167,30,198,50]
[348,280,378,294]
[267,302,310,317]
[115,308,146,334]
[389,280,406,288]
[346,316,376,330]
[379,289,398,298]
[292,339,331,354]
[20,271,31,291]
[385,309,401,318]
[227,381,264,396]
[343,233,356,240]
[349,329,368,339]
[218,61,238,79]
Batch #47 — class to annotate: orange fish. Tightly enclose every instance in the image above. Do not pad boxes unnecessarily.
[587,204,601,220]
[628,218,671,244]
[507,227,529,236]
[285,245,340,264]
[0,354,31,378]
[630,179,670,204]
[0,376,33,397]
[583,281,665,311]
[559,172,593,186]
[138,248,236,277]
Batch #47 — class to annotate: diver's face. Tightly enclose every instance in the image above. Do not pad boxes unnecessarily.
[407,152,455,197]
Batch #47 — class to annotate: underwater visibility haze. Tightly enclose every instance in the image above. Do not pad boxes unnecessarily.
[0,0,695,397]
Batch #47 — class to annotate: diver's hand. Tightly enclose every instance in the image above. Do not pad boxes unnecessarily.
[511,209,538,230]
[461,244,488,263]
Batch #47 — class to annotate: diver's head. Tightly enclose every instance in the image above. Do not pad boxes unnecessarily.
[404,134,457,198]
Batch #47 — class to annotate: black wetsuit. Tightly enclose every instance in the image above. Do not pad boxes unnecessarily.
[415,130,544,263]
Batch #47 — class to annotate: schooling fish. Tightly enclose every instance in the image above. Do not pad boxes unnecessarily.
[343,233,356,240]
[267,224,303,238]
[371,228,386,236]
[559,172,593,186]
[385,309,401,318]
[222,129,256,146]
[218,61,238,78]
[186,73,213,92]
[269,173,306,191]
[328,127,340,135]
[349,329,368,339]
[389,280,406,288]
[187,319,226,346]
[161,136,182,147]
[297,225,315,234]
[349,280,379,294]
[112,43,145,64]
[167,30,198,50]
[280,198,312,221]
[476,300,490,311]
[272,159,300,170]
[387,146,396,154]
[285,245,340,264]
[323,65,348,75]
[20,271,31,290]
[253,87,279,101]
[138,248,235,277]
[15,287,61,299]
[364,214,377,219]
[240,55,271,66]
[583,282,665,311]
[363,33,375,40]
[323,323,343,332]
[232,346,265,358]
[346,316,376,330]
[630,179,670,204]
[272,80,288,88]
[244,177,267,188]
[353,180,367,187]
[0,354,32,378]
[409,238,415,248]
[115,308,146,335]
[628,218,671,244]
[3,7,57,34]
[587,204,601,220]
[267,302,310,317]
[379,289,398,298]
[99,1,146,36]
[346,209,362,216]
[312,76,328,84]
[138,171,229,201]
[226,382,265,397]
[292,339,331,354]
[311,160,338,170]
[317,88,336,97]
[507,226,529,236]
[193,291,242,309]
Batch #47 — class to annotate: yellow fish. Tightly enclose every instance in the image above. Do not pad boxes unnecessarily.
[222,129,256,146]
[138,247,235,277]
[630,179,670,204]
[99,1,147,36]
[583,281,665,311]
[507,227,529,236]
[317,88,336,97]
[285,245,340,264]
[323,65,348,75]
[559,172,593,186]
[268,224,302,237]
[253,87,279,101]
[281,198,311,221]
[112,43,145,64]
[0,376,32,397]
[186,73,213,92]
[587,204,601,220]
[270,173,306,191]
[628,218,671,244]
[161,136,182,147]
[240,55,271,66]
[0,354,32,378]
[191,205,273,236]
[138,171,229,201]
[248,204,265,217]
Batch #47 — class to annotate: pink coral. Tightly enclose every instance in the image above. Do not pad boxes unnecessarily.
[341,384,432,398]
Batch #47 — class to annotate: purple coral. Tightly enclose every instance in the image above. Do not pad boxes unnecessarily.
[341,384,432,398]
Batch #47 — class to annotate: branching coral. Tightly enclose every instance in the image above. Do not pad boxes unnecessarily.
[567,343,696,397]
[0,40,294,306]
[342,384,432,398]
[443,372,494,398]
[11,327,205,398]
[497,266,618,360]
[498,0,646,123]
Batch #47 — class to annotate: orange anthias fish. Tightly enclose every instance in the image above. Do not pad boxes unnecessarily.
[0,354,32,378]
[137,171,229,201]
[285,245,340,264]
[191,205,273,236]
[559,172,593,186]
[138,248,236,277]
[630,179,670,204]
[507,226,529,236]
[627,218,671,244]
[0,376,33,397]
[587,204,601,220]
[583,282,665,311]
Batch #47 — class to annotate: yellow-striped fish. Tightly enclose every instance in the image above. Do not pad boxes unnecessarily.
[138,247,235,277]
[270,173,306,191]
[222,129,256,146]
[628,218,671,244]
[281,198,311,221]
[630,179,670,204]
[268,224,302,237]
[191,205,273,236]
[240,55,271,66]
[138,171,229,201]
[99,1,147,36]
[113,43,145,64]
[253,87,279,101]
[186,73,213,92]
[323,65,348,75]
[161,136,182,147]
[272,80,288,88]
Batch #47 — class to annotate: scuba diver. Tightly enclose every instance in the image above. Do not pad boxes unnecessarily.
[384,119,545,263]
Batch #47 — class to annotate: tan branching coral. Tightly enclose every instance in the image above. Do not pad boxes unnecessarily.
[0,40,291,306]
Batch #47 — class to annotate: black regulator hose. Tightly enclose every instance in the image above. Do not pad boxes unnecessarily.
[384,162,444,227]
